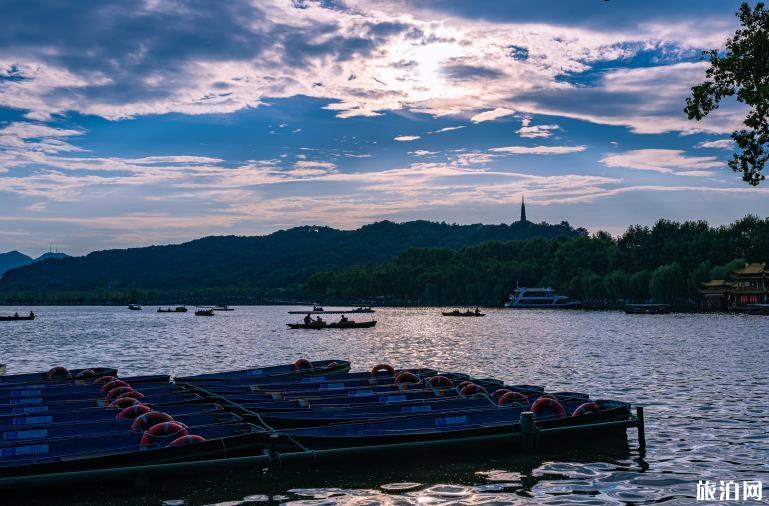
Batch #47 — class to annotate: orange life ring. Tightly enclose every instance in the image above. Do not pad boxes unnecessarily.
[105,386,138,401]
[531,397,566,418]
[459,383,488,397]
[116,404,151,420]
[110,397,142,409]
[293,358,313,371]
[168,434,206,446]
[140,421,188,446]
[325,361,338,369]
[93,375,116,385]
[426,376,454,388]
[458,381,473,389]
[572,402,601,417]
[498,391,529,407]
[490,388,511,399]
[394,371,420,384]
[46,366,70,380]
[131,411,174,431]
[370,363,395,379]
[101,379,130,392]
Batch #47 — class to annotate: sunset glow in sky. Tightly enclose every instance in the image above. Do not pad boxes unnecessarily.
[0,0,765,255]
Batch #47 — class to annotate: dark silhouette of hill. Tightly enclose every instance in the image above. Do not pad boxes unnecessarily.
[0,251,70,277]
[0,220,583,296]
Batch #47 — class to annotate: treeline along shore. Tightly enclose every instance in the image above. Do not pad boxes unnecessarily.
[0,216,767,307]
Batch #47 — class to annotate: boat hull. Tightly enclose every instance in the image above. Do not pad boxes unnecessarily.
[286,321,377,329]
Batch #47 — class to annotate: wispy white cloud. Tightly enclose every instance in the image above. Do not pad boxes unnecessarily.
[471,108,516,123]
[489,145,587,155]
[600,149,722,175]
[697,139,734,149]
[394,135,420,142]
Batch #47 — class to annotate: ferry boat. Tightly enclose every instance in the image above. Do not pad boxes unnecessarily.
[503,287,581,309]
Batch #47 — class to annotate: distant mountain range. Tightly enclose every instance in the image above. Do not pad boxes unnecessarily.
[0,251,69,277]
[0,220,584,299]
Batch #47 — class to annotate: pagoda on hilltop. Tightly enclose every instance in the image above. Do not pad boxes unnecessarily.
[519,195,527,222]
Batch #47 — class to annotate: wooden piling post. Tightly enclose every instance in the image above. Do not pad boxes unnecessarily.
[520,411,537,450]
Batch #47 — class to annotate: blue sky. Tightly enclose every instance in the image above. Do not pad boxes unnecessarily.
[0,0,766,255]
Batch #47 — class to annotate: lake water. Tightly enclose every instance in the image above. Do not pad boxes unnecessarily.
[1,306,768,505]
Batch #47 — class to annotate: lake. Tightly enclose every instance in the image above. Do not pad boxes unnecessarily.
[1,306,767,504]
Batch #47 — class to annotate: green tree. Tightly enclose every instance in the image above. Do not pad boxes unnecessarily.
[685,2,769,185]
[650,263,687,303]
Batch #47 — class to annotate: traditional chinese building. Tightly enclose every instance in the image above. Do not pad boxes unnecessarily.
[700,262,768,310]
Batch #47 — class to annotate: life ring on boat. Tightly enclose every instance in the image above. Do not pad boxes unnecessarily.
[370,363,395,379]
[105,386,138,401]
[490,388,511,399]
[110,397,142,409]
[498,391,529,407]
[131,411,174,431]
[293,358,313,371]
[459,383,488,397]
[325,361,339,369]
[458,381,474,389]
[572,402,601,417]
[394,371,420,384]
[140,421,188,446]
[75,369,96,378]
[426,376,454,388]
[113,390,144,401]
[100,379,130,392]
[46,366,70,380]
[168,434,206,446]
[93,375,116,385]
[116,404,151,420]
[531,397,567,418]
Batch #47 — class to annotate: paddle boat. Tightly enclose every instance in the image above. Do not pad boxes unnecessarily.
[194,308,215,316]
[441,309,485,317]
[127,304,142,311]
[157,306,188,313]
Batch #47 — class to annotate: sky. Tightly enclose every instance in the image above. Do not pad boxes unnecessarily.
[0,0,766,256]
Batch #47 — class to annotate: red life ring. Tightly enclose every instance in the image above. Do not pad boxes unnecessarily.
[531,397,567,418]
[113,390,144,401]
[572,402,601,417]
[293,359,313,371]
[116,404,151,420]
[168,434,206,446]
[93,375,116,385]
[140,422,188,446]
[325,361,338,369]
[105,386,138,401]
[101,379,130,393]
[370,363,395,379]
[427,376,454,388]
[458,381,473,389]
[46,366,70,380]
[75,369,96,378]
[498,391,529,407]
[110,397,142,409]
[490,388,512,399]
[394,371,420,384]
[459,383,488,397]
[131,411,174,431]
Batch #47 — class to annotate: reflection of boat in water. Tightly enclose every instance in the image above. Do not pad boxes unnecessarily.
[503,287,581,309]
[195,309,215,316]
[157,306,188,313]
[287,320,377,329]
[624,304,671,315]
[442,310,485,317]
[0,312,35,321]
[212,305,234,311]
[128,304,142,311]
[745,303,769,315]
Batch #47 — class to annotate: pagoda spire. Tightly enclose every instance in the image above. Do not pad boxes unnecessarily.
[520,195,527,222]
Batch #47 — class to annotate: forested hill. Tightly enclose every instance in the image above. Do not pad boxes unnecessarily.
[0,220,582,300]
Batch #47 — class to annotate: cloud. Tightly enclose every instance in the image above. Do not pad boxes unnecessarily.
[600,149,722,175]
[470,108,516,123]
[394,135,420,142]
[429,126,465,134]
[488,145,587,155]
[409,150,438,156]
[517,123,560,139]
[697,139,734,149]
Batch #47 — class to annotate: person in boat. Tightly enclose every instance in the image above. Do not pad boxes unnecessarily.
[316,315,323,323]
[303,314,312,325]
[13,312,18,317]
[29,311,34,318]
[340,315,348,323]
[474,307,481,315]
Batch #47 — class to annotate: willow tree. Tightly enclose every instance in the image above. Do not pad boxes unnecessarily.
[685,2,769,185]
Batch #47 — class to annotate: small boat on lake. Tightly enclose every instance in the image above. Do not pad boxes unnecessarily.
[287,320,377,330]
[442,309,485,317]
[624,304,671,315]
[504,287,581,309]
[158,306,188,313]
[0,312,35,321]
[745,303,769,315]
[128,304,142,311]
[212,305,234,311]
[195,309,215,316]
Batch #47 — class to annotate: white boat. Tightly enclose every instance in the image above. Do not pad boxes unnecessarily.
[503,287,581,309]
